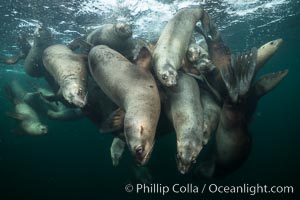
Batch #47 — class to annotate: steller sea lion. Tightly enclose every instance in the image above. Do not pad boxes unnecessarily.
[42,44,88,108]
[162,72,204,174]
[4,81,48,136]
[88,45,160,166]
[24,25,54,77]
[152,7,205,87]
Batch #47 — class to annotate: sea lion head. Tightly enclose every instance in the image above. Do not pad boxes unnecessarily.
[125,122,155,166]
[157,64,178,87]
[33,25,52,44]
[187,43,201,63]
[115,22,132,39]
[176,139,203,174]
[62,81,87,108]
[27,122,48,135]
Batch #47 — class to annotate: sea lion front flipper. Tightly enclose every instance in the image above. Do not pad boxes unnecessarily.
[253,69,288,99]
[233,48,258,98]
[100,108,125,133]
[6,112,27,121]
[110,136,126,167]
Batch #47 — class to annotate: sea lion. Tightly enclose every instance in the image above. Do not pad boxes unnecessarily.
[152,7,205,87]
[163,72,204,174]
[24,25,54,77]
[0,34,31,64]
[193,69,288,178]
[86,22,132,51]
[4,82,48,136]
[110,137,126,166]
[88,45,160,165]
[42,44,88,108]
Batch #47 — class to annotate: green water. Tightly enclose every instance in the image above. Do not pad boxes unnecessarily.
[0,1,300,200]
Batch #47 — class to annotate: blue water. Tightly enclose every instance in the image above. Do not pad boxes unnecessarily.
[0,0,299,199]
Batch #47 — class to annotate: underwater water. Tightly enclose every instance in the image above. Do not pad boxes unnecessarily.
[0,0,299,199]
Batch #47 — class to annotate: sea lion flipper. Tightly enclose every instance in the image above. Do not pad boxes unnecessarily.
[0,55,22,64]
[233,48,258,98]
[100,108,125,133]
[219,58,238,103]
[253,69,288,99]
[194,158,215,179]
[6,112,27,121]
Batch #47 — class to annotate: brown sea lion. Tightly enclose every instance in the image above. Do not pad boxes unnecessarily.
[4,81,48,136]
[24,25,54,77]
[88,45,160,166]
[193,69,288,179]
[152,7,205,87]
[163,72,204,174]
[198,11,283,104]
[42,44,88,108]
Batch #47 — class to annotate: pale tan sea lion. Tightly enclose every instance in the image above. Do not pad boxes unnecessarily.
[152,7,204,87]
[24,25,54,77]
[88,45,160,165]
[42,44,88,108]
[163,72,204,174]
[4,82,48,136]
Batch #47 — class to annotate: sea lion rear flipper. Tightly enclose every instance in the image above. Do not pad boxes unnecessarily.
[233,48,258,97]
[100,108,125,133]
[0,55,22,64]
[253,69,288,99]
[6,112,27,121]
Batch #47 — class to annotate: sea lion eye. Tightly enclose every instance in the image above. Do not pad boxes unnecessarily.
[78,88,83,96]
[162,74,168,80]
[136,146,144,155]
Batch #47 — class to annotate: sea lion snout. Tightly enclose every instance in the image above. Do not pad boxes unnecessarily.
[159,65,178,87]
[62,83,87,108]
[176,142,203,174]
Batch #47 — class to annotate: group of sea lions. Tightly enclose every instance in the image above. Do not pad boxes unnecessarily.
[1,6,288,179]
